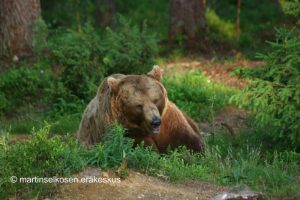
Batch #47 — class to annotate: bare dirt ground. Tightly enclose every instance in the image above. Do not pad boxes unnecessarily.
[53,167,229,200]
[9,134,31,142]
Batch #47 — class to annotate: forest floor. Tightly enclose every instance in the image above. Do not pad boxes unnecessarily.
[164,58,262,88]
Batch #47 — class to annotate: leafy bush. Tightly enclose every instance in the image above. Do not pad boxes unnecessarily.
[231,28,300,147]
[102,16,158,75]
[49,26,104,103]
[0,125,85,199]
[0,64,51,114]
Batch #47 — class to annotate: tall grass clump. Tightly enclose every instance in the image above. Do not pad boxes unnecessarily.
[85,123,134,169]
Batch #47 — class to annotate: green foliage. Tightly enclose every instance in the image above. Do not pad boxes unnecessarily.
[1,123,300,199]
[1,114,82,137]
[231,28,300,147]
[0,64,51,114]
[85,123,134,169]
[84,124,300,197]
[33,18,49,54]
[49,26,103,103]
[41,0,94,29]
[49,114,82,134]
[116,0,169,39]
[0,125,85,199]
[206,0,286,53]
[164,70,236,121]
[128,132,300,198]
[102,16,158,75]
[229,66,263,79]
[206,8,237,41]
[280,0,300,17]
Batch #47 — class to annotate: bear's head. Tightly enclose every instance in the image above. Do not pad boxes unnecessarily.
[107,66,166,136]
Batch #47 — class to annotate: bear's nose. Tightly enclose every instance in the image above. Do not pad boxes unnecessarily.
[151,116,161,127]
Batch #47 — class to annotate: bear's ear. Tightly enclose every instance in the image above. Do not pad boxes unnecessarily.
[147,65,164,82]
[107,77,121,93]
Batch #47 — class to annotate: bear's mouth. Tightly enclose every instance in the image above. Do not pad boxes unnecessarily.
[144,123,160,135]
[151,126,160,135]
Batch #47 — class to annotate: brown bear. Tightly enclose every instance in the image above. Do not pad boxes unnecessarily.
[77,66,205,153]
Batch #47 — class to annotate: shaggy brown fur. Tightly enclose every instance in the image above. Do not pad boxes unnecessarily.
[77,66,205,153]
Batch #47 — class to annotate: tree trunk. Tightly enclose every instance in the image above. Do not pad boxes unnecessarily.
[0,0,41,60]
[94,0,116,28]
[169,0,207,44]
[94,0,102,27]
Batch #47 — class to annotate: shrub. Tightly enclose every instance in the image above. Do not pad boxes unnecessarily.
[230,28,300,148]
[49,26,104,103]
[0,64,51,114]
[0,125,85,199]
[102,16,158,75]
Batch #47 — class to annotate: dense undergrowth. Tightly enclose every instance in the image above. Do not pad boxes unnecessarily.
[1,124,299,199]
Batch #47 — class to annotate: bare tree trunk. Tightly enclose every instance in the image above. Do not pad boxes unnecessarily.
[169,0,207,45]
[0,0,41,60]
[236,0,241,38]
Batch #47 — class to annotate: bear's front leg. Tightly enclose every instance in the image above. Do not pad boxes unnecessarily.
[185,133,205,153]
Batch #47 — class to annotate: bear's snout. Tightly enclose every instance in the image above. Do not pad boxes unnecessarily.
[150,116,161,135]
[151,116,161,128]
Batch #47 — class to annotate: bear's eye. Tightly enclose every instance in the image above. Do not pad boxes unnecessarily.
[153,99,160,105]
[136,105,143,109]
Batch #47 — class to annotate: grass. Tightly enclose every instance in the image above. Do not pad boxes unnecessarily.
[0,113,81,135]
[164,69,237,122]
[1,123,299,199]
